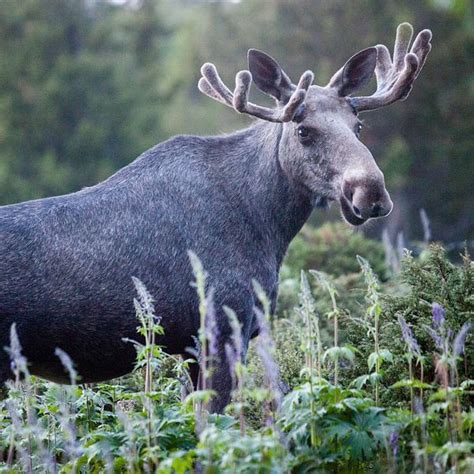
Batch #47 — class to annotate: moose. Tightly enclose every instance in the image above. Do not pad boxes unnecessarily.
[0,23,431,412]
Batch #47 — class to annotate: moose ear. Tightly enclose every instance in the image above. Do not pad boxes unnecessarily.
[248,49,294,102]
[328,47,377,97]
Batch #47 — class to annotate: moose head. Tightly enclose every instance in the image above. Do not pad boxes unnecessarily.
[198,23,432,226]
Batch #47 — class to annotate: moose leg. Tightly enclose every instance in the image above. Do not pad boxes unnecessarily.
[188,358,200,389]
[208,322,251,413]
[207,339,237,413]
[196,285,254,413]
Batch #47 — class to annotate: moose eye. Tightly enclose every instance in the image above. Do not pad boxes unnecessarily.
[297,126,311,143]
[355,122,363,137]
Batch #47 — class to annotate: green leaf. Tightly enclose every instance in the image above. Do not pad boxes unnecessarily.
[367,352,378,371]
[184,389,216,405]
[392,379,433,389]
[351,374,371,390]
[323,346,354,363]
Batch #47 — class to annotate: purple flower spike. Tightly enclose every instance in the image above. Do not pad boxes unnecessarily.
[432,303,446,330]
[426,327,444,351]
[397,314,421,356]
[414,396,425,415]
[389,431,399,458]
[205,290,219,358]
[255,308,282,408]
[453,323,472,357]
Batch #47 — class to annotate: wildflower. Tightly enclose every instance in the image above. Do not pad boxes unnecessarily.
[426,327,444,351]
[255,307,282,409]
[55,348,78,384]
[224,307,243,384]
[453,323,472,357]
[132,276,156,319]
[205,289,219,358]
[419,208,432,243]
[389,431,399,458]
[225,343,238,386]
[6,323,28,377]
[414,396,425,415]
[426,303,446,351]
[432,302,445,330]
[397,314,421,356]
[116,399,137,413]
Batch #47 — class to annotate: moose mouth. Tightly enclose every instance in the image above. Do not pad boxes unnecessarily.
[339,195,367,226]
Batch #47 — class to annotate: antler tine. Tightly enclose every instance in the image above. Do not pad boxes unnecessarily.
[198,77,230,106]
[278,71,314,121]
[200,63,234,106]
[233,70,282,122]
[411,29,432,79]
[352,23,432,112]
[393,22,414,70]
[353,53,419,110]
[199,61,314,123]
[234,69,313,122]
[374,44,392,87]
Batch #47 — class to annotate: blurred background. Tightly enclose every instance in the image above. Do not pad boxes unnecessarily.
[0,0,472,250]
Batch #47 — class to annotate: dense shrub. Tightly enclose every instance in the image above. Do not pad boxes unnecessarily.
[278,222,387,315]
[344,245,474,404]
[281,222,387,280]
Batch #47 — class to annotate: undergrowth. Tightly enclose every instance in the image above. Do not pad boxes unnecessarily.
[0,243,473,473]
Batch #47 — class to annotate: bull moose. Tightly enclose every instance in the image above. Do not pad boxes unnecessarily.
[0,23,432,412]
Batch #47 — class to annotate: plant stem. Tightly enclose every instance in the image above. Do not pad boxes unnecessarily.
[315,320,322,380]
[420,360,424,400]
[374,312,380,406]
[454,365,463,440]
[334,309,339,388]
[239,374,245,436]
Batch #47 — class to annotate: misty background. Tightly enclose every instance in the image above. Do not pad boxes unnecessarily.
[0,0,472,249]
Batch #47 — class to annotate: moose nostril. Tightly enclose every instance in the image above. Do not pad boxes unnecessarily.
[371,203,382,217]
[352,205,361,217]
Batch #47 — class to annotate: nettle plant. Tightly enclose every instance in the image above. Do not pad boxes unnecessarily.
[0,248,473,473]
[278,263,472,473]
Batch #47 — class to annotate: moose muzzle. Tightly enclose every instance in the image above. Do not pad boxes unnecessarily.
[340,171,393,226]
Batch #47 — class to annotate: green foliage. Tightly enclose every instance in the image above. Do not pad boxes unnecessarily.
[196,424,288,473]
[386,245,473,346]
[0,2,472,469]
[1,244,473,472]
[279,381,390,470]
[278,222,387,317]
[0,0,167,204]
[344,244,474,401]
[282,222,387,280]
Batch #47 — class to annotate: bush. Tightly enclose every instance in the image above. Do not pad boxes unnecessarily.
[343,244,474,403]
[278,222,387,315]
[281,222,387,280]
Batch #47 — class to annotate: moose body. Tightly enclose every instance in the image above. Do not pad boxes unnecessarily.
[0,126,301,392]
[0,23,431,411]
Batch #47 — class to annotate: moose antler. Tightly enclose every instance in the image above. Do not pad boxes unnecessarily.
[351,23,432,112]
[198,63,314,123]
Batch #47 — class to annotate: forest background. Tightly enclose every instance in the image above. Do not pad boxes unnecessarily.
[0,0,472,250]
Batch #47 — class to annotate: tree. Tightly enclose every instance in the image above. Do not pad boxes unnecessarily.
[0,0,167,204]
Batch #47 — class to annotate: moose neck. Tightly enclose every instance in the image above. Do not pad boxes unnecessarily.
[217,121,313,265]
